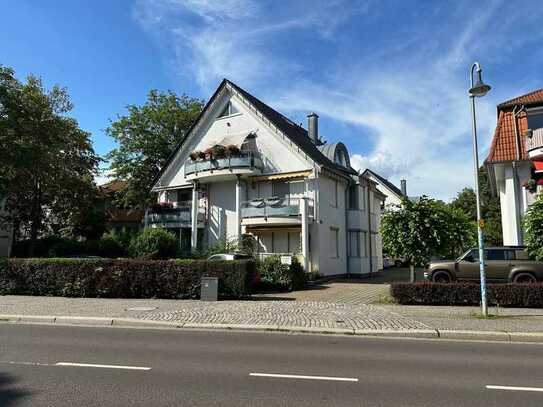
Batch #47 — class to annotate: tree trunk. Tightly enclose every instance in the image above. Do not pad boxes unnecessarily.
[409,259,416,283]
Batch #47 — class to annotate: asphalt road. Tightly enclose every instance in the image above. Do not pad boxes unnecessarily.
[1,325,543,406]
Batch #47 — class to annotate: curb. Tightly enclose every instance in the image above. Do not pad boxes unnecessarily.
[1,314,543,343]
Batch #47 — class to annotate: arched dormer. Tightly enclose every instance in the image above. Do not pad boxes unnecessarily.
[317,142,351,168]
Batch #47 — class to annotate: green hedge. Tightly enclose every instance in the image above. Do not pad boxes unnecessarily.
[391,282,543,307]
[0,258,256,299]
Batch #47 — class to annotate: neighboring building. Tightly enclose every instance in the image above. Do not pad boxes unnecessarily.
[150,79,385,276]
[362,169,406,209]
[0,199,12,257]
[486,89,543,245]
[98,180,144,235]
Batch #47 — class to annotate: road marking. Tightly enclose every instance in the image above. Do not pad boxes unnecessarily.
[55,362,151,371]
[249,373,358,382]
[486,385,543,392]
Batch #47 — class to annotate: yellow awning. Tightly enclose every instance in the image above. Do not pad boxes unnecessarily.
[250,170,312,183]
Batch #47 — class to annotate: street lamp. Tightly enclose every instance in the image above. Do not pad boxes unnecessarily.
[468,62,491,317]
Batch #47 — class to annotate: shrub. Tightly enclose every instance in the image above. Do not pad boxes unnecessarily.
[524,194,543,260]
[257,255,307,291]
[0,258,256,299]
[97,232,127,258]
[129,228,178,259]
[390,282,543,308]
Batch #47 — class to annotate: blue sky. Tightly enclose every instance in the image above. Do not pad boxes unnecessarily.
[3,0,543,200]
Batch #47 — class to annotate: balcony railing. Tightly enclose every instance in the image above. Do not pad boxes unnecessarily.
[185,152,263,176]
[241,197,303,219]
[526,128,543,158]
[145,203,204,227]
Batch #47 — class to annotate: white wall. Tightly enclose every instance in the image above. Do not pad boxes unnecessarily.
[207,181,238,245]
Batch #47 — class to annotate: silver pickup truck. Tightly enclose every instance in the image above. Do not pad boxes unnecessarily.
[424,246,543,283]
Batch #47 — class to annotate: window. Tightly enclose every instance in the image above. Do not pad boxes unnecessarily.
[527,107,543,130]
[330,228,339,258]
[330,180,338,207]
[272,181,289,198]
[486,249,515,261]
[348,184,359,209]
[218,101,239,118]
[348,231,361,257]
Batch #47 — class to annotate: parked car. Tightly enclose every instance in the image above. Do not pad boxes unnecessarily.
[207,253,253,261]
[383,253,405,268]
[423,246,543,283]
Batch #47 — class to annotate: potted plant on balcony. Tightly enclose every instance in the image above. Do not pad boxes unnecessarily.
[150,202,173,212]
[211,144,227,159]
[523,179,537,193]
[190,150,203,161]
[204,147,214,160]
[226,144,241,157]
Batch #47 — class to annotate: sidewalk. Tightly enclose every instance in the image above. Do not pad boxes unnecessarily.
[2,294,543,342]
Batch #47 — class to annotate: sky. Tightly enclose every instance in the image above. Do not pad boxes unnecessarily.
[2,0,543,201]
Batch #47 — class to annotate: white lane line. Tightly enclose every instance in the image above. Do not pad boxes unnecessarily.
[486,385,543,392]
[55,362,151,371]
[249,373,358,382]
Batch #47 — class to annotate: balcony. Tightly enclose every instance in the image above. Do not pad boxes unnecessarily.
[241,197,313,226]
[525,128,543,159]
[184,151,263,181]
[145,202,204,228]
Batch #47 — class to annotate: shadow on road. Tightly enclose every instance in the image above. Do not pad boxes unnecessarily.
[0,372,30,406]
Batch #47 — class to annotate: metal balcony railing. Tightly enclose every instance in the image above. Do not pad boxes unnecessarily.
[145,202,204,227]
[241,197,305,219]
[185,152,263,176]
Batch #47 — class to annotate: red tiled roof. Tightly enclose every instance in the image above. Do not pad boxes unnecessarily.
[486,89,543,163]
[498,89,543,108]
[99,180,127,195]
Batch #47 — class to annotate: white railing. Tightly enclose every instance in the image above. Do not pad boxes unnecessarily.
[526,128,543,153]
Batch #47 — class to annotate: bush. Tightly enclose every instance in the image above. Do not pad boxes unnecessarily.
[391,282,543,308]
[97,233,127,258]
[257,255,307,291]
[129,228,178,259]
[0,258,256,299]
[524,194,543,260]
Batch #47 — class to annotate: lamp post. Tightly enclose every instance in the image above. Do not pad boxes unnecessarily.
[468,62,491,317]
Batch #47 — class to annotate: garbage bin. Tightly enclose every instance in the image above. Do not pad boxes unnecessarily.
[201,276,219,301]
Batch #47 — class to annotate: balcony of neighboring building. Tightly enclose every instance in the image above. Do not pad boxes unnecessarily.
[144,201,205,229]
[184,133,263,181]
[525,128,543,159]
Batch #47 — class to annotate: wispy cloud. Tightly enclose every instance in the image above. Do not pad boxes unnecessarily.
[133,0,543,200]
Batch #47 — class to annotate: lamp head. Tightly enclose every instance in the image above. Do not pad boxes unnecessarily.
[469,67,491,97]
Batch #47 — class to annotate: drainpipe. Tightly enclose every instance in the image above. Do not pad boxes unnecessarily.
[366,181,373,276]
[344,180,350,278]
[512,105,525,245]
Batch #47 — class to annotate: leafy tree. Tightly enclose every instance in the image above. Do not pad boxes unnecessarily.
[381,196,475,281]
[106,90,204,208]
[524,194,543,260]
[450,167,502,246]
[0,65,100,254]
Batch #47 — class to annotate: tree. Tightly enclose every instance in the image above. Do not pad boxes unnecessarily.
[450,167,502,246]
[106,90,204,208]
[524,193,543,260]
[0,65,100,254]
[381,196,475,281]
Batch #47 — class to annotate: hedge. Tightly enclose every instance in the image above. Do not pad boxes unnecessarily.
[391,282,543,308]
[0,258,256,299]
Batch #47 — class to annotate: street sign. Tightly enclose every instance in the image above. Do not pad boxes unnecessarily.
[280,256,292,265]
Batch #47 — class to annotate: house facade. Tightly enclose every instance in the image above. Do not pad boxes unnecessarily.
[362,169,406,210]
[486,89,543,245]
[98,180,144,236]
[150,79,385,276]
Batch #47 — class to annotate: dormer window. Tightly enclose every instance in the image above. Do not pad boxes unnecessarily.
[334,150,347,166]
[218,101,239,118]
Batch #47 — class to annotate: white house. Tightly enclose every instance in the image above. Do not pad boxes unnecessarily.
[362,169,406,210]
[150,79,385,276]
[486,89,543,245]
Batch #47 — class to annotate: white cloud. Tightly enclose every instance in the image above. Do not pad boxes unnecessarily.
[133,0,543,201]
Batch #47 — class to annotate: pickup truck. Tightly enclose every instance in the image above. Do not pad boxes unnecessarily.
[423,246,543,283]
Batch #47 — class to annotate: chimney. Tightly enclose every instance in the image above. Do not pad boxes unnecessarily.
[307,112,319,144]
[400,179,407,196]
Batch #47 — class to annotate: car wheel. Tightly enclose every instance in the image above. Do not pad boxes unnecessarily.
[394,260,403,268]
[513,273,537,284]
[432,271,451,283]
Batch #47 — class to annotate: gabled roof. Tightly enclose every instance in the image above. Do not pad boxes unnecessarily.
[152,79,357,188]
[498,89,543,108]
[99,180,127,195]
[362,168,404,198]
[485,89,543,163]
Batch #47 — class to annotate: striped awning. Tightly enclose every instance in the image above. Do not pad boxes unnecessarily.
[250,170,312,183]
[197,131,255,151]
